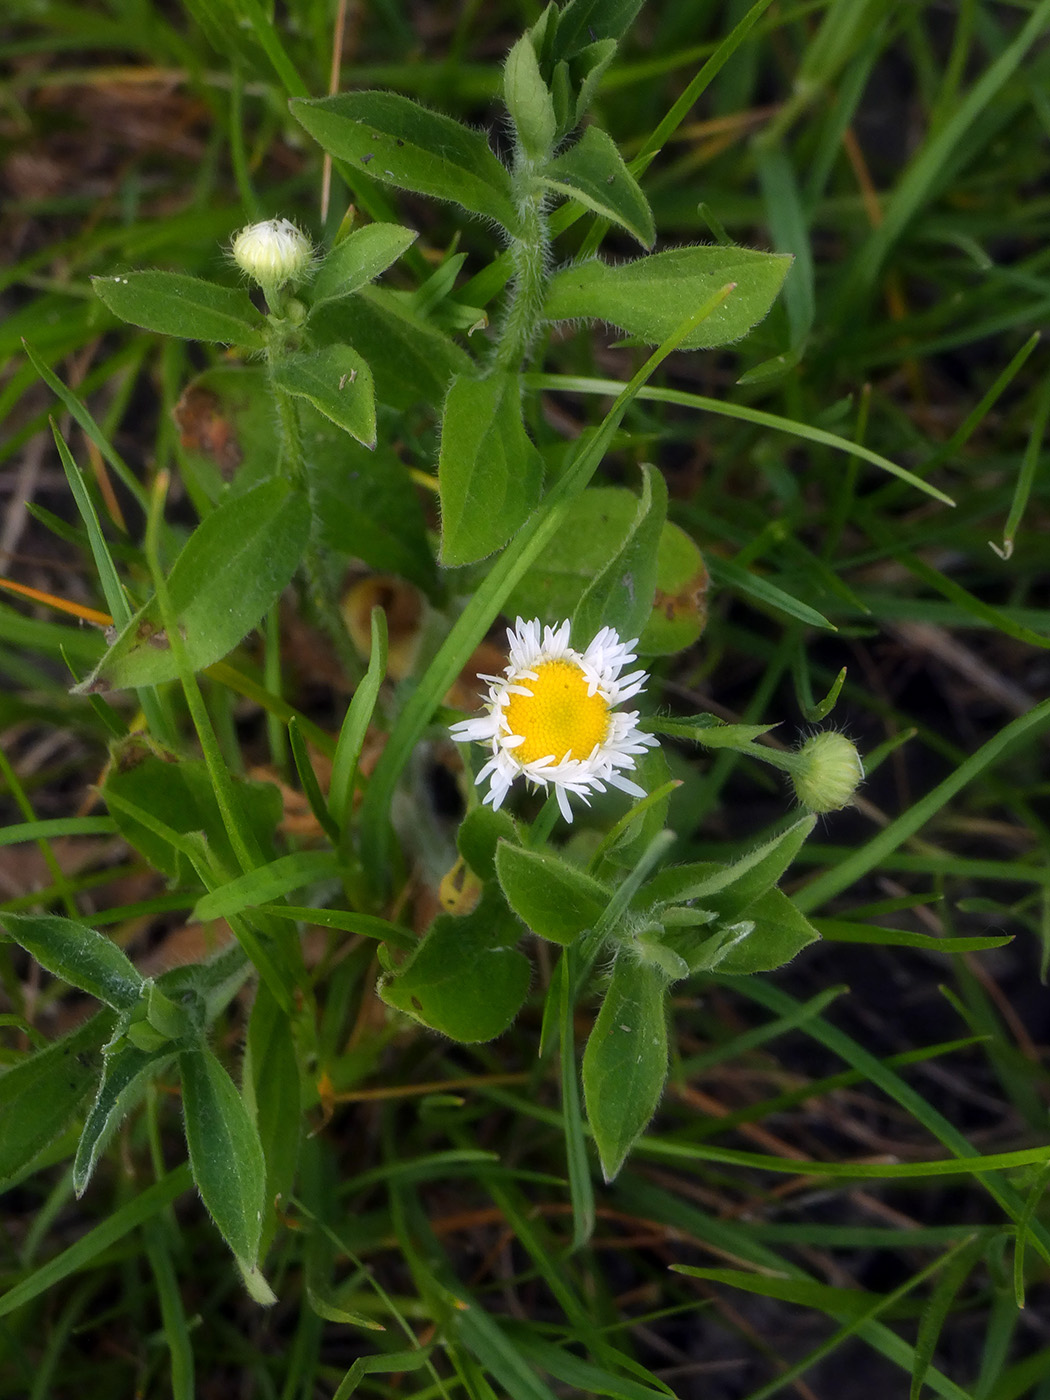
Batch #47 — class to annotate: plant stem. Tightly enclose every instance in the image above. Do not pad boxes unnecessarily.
[493,151,550,372]
[269,354,362,683]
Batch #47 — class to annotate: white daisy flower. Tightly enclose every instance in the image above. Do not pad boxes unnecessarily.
[450,617,659,823]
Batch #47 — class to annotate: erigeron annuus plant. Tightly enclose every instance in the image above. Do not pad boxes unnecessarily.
[7,0,878,1289]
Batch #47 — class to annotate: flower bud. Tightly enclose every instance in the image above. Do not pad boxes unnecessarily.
[791,731,863,813]
[230,218,313,292]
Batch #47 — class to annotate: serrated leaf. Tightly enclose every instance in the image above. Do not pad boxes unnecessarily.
[310,222,418,308]
[504,34,556,161]
[573,464,666,641]
[582,956,667,1181]
[542,125,654,247]
[180,1046,266,1267]
[92,272,267,348]
[74,1040,175,1195]
[0,911,143,1009]
[74,477,311,693]
[272,345,376,448]
[379,888,529,1042]
[0,1013,112,1186]
[544,246,791,349]
[495,841,608,945]
[291,92,518,231]
[438,371,544,566]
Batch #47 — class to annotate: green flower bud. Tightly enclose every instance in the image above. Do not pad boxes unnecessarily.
[230,218,313,293]
[791,731,863,813]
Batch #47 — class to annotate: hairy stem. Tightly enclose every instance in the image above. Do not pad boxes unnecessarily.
[493,152,551,372]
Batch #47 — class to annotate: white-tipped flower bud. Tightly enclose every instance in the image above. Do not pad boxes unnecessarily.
[791,731,863,813]
[231,218,313,292]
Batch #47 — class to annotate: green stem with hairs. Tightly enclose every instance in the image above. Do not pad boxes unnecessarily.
[493,151,551,372]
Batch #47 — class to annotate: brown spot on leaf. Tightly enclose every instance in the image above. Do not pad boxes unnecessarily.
[173,385,242,475]
[653,562,709,629]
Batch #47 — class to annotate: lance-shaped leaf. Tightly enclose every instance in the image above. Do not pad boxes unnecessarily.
[642,816,816,919]
[438,371,544,566]
[309,222,418,308]
[573,463,666,642]
[75,476,310,693]
[272,345,376,448]
[291,92,519,232]
[0,1012,112,1185]
[1,911,142,1009]
[582,956,667,1181]
[93,272,267,348]
[544,246,792,349]
[243,982,301,1258]
[541,125,654,247]
[74,1040,175,1194]
[180,1046,266,1268]
[379,887,529,1042]
[495,841,608,945]
[504,33,556,161]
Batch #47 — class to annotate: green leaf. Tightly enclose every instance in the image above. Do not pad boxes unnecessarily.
[438,371,545,566]
[0,911,143,1009]
[637,522,708,656]
[103,743,282,883]
[671,1265,883,1317]
[705,553,835,631]
[573,464,666,641]
[192,849,342,922]
[309,286,472,411]
[715,887,820,975]
[457,805,519,883]
[379,888,530,1042]
[582,956,667,1181]
[504,34,557,161]
[74,477,311,693]
[643,816,816,917]
[304,408,437,593]
[74,1040,175,1195]
[291,92,519,231]
[272,346,376,448]
[553,0,645,53]
[243,982,301,1257]
[92,272,267,348]
[329,606,387,832]
[0,1013,112,1186]
[544,246,792,349]
[179,1046,267,1267]
[495,841,609,945]
[173,365,280,500]
[542,125,654,247]
[309,222,418,308]
[507,484,688,636]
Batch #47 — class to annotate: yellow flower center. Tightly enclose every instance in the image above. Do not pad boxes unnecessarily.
[504,659,610,766]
